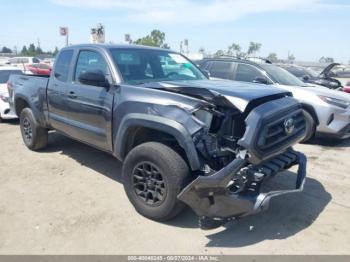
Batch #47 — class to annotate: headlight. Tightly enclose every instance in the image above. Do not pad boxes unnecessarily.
[193,109,213,127]
[318,95,350,109]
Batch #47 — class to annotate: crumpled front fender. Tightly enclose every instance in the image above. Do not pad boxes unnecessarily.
[177,149,307,229]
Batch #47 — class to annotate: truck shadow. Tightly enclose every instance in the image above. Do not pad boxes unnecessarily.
[41,132,332,243]
[42,132,123,183]
[204,172,331,247]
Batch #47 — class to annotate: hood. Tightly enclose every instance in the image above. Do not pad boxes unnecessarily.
[320,63,340,77]
[276,83,350,101]
[142,79,291,112]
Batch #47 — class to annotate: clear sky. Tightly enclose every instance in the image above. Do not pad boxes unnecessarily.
[1,0,350,62]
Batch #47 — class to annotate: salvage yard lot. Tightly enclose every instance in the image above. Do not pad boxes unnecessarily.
[0,120,349,255]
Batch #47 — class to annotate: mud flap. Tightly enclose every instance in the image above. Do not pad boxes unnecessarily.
[177,150,307,230]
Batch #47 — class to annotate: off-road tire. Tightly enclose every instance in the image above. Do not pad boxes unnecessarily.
[20,108,48,150]
[122,142,190,221]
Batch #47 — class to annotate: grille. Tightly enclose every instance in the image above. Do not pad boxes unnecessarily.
[257,109,306,154]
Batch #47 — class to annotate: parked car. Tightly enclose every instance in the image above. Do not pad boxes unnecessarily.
[279,63,342,90]
[343,81,350,93]
[199,58,350,141]
[25,63,52,75]
[0,67,23,122]
[9,44,308,230]
[8,56,41,66]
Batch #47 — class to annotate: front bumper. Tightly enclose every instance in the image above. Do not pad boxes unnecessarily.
[178,149,307,229]
[317,106,350,139]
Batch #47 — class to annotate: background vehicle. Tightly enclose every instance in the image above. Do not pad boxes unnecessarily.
[0,66,22,122]
[9,44,307,229]
[343,81,350,93]
[25,63,52,75]
[199,58,350,141]
[7,56,41,66]
[279,63,342,90]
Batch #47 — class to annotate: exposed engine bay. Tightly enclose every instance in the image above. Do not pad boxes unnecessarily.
[175,90,307,229]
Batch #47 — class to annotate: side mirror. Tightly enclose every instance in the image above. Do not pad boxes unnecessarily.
[253,77,269,85]
[302,75,310,81]
[78,70,109,87]
[202,70,211,78]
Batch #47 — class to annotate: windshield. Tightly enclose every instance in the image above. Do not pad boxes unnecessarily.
[109,48,206,85]
[260,64,306,86]
[0,70,23,83]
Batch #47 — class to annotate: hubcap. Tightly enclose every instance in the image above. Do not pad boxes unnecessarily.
[132,162,166,206]
[22,117,32,142]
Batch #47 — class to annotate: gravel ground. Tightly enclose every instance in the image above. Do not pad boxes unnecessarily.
[0,119,349,255]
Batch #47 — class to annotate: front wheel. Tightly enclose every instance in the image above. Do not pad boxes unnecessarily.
[122,142,190,221]
[20,108,48,150]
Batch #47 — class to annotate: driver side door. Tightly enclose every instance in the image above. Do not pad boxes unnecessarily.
[64,49,114,151]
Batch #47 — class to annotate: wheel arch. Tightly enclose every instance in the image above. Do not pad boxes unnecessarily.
[114,113,201,171]
[301,103,319,126]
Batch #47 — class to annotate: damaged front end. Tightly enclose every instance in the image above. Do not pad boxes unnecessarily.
[177,93,308,230]
[178,149,306,229]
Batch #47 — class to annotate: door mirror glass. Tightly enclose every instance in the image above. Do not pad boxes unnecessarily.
[78,69,109,87]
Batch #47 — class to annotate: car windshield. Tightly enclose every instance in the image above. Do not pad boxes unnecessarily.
[260,64,306,86]
[304,67,319,77]
[0,70,23,83]
[109,48,206,85]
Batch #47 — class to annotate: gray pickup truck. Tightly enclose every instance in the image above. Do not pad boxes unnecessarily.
[8,44,307,229]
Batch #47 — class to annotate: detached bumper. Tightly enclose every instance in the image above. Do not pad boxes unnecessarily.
[178,149,307,229]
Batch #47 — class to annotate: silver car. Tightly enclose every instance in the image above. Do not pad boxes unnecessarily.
[259,64,350,140]
[200,58,350,141]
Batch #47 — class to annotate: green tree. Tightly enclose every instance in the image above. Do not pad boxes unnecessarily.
[1,46,12,53]
[27,43,36,56]
[319,56,334,63]
[227,43,241,57]
[247,42,262,56]
[21,46,28,55]
[267,52,278,62]
[53,47,59,56]
[288,53,295,63]
[36,46,43,54]
[214,50,225,57]
[134,29,170,49]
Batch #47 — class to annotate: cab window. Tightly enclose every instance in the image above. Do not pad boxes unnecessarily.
[235,64,266,82]
[74,50,110,82]
[54,50,74,82]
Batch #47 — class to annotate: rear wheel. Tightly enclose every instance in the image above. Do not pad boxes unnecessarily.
[301,110,316,143]
[20,108,48,150]
[122,142,190,221]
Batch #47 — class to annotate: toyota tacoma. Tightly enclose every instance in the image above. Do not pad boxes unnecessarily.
[9,44,307,229]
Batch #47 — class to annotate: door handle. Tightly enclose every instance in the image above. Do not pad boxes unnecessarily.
[68,91,77,99]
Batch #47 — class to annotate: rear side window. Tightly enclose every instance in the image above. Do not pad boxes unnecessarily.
[208,61,234,79]
[54,50,73,82]
[0,70,23,83]
[235,64,265,82]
